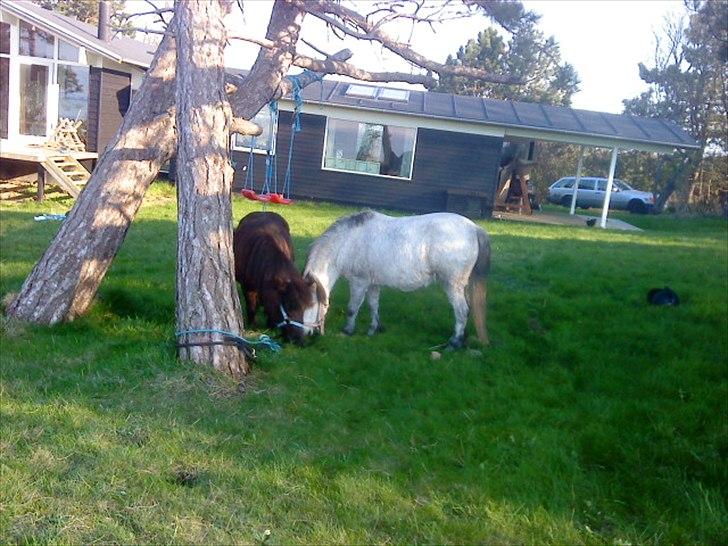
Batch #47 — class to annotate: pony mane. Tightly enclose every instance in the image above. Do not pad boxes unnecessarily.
[307,210,377,268]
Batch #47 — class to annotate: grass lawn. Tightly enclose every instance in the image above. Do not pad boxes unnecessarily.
[1,182,726,544]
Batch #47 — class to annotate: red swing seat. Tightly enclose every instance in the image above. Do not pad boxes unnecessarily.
[241,189,273,202]
[268,193,293,205]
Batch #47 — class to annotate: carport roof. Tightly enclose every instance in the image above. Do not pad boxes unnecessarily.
[290,78,699,153]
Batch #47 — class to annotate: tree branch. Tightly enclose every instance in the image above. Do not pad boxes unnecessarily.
[300,0,524,87]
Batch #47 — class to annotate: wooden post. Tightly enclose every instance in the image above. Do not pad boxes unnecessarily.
[36,164,46,201]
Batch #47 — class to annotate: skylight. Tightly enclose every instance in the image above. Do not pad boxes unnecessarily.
[345,84,410,103]
[345,84,377,98]
[377,88,409,102]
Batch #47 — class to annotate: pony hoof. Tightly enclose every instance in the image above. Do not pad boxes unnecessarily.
[367,325,384,336]
[446,337,465,350]
[341,326,355,336]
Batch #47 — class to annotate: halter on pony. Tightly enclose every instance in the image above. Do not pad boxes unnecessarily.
[276,303,324,334]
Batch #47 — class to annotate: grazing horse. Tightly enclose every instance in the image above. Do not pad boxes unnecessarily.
[233,212,316,344]
[302,210,491,348]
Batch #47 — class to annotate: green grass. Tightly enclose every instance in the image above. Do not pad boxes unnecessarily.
[1,182,726,544]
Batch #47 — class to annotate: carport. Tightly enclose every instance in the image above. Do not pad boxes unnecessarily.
[495,107,700,227]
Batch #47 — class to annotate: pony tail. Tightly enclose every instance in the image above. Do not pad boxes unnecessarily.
[468,228,490,345]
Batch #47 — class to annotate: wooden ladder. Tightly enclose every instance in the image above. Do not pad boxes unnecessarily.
[40,155,91,198]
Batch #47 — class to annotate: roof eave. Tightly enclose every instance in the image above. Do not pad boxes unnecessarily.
[2,2,150,68]
[280,97,699,154]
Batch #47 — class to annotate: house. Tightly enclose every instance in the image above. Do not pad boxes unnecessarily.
[0,0,152,195]
[233,77,698,219]
[1,1,698,218]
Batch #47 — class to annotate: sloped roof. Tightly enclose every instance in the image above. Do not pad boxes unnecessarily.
[291,78,699,152]
[1,0,153,68]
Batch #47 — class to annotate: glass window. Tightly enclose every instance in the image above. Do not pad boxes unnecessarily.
[323,118,416,179]
[58,40,79,62]
[0,58,8,138]
[0,22,10,55]
[19,21,54,58]
[19,63,49,135]
[58,64,89,144]
[232,107,276,153]
[345,84,377,98]
[559,178,574,188]
[578,179,596,190]
[377,88,409,102]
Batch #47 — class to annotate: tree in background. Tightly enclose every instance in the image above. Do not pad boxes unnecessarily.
[32,0,135,37]
[435,22,579,105]
[621,0,727,213]
[434,9,579,201]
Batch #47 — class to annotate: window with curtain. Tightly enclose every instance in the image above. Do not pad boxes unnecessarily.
[323,118,416,179]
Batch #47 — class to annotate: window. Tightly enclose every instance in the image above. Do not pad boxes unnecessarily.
[578,179,596,190]
[19,21,54,58]
[345,84,410,102]
[19,64,49,135]
[323,118,416,179]
[377,87,409,102]
[58,40,79,62]
[0,22,10,55]
[58,64,89,143]
[345,84,377,98]
[232,106,276,153]
[0,58,8,138]
[559,178,574,188]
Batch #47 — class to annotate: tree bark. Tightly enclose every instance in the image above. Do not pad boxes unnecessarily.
[7,0,306,325]
[174,0,248,377]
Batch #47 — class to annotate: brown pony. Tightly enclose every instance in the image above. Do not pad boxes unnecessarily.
[233,211,314,344]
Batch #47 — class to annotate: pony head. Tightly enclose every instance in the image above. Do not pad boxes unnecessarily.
[273,275,316,345]
[302,274,328,335]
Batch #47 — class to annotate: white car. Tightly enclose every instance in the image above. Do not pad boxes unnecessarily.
[547,176,655,213]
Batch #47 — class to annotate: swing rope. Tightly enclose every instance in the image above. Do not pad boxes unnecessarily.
[240,70,322,205]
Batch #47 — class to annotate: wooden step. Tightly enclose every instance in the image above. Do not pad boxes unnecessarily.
[40,155,91,198]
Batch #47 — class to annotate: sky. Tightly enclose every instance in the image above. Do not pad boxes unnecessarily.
[212,0,687,115]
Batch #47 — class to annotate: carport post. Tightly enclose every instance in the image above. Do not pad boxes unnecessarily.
[599,147,619,228]
[569,145,585,215]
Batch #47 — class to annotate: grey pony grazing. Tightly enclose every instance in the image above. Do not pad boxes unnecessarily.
[302,210,491,348]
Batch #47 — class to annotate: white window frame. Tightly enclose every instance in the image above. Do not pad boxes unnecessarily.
[321,116,418,181]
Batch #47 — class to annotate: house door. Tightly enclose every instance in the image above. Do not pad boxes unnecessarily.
[17,61,52,139]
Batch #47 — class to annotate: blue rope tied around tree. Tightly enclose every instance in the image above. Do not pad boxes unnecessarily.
[176,328,282,353]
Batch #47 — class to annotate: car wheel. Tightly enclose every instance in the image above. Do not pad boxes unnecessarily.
[628,199,648,214]
[561,195,573,207]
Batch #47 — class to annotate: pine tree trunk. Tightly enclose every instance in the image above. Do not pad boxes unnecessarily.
[6,33,178,323]
[174,0,248,376]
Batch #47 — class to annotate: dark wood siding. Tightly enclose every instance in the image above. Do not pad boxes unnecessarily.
[88,68,131,154]
[87,67,101,151]
[232,111,503,217]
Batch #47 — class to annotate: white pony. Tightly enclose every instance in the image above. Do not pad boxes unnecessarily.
[302,210,491,348]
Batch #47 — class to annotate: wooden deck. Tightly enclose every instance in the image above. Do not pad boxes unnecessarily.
[0,143,97,163]
[1,143,97,200]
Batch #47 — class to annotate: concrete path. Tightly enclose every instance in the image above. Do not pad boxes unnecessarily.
[492,210,642,231]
